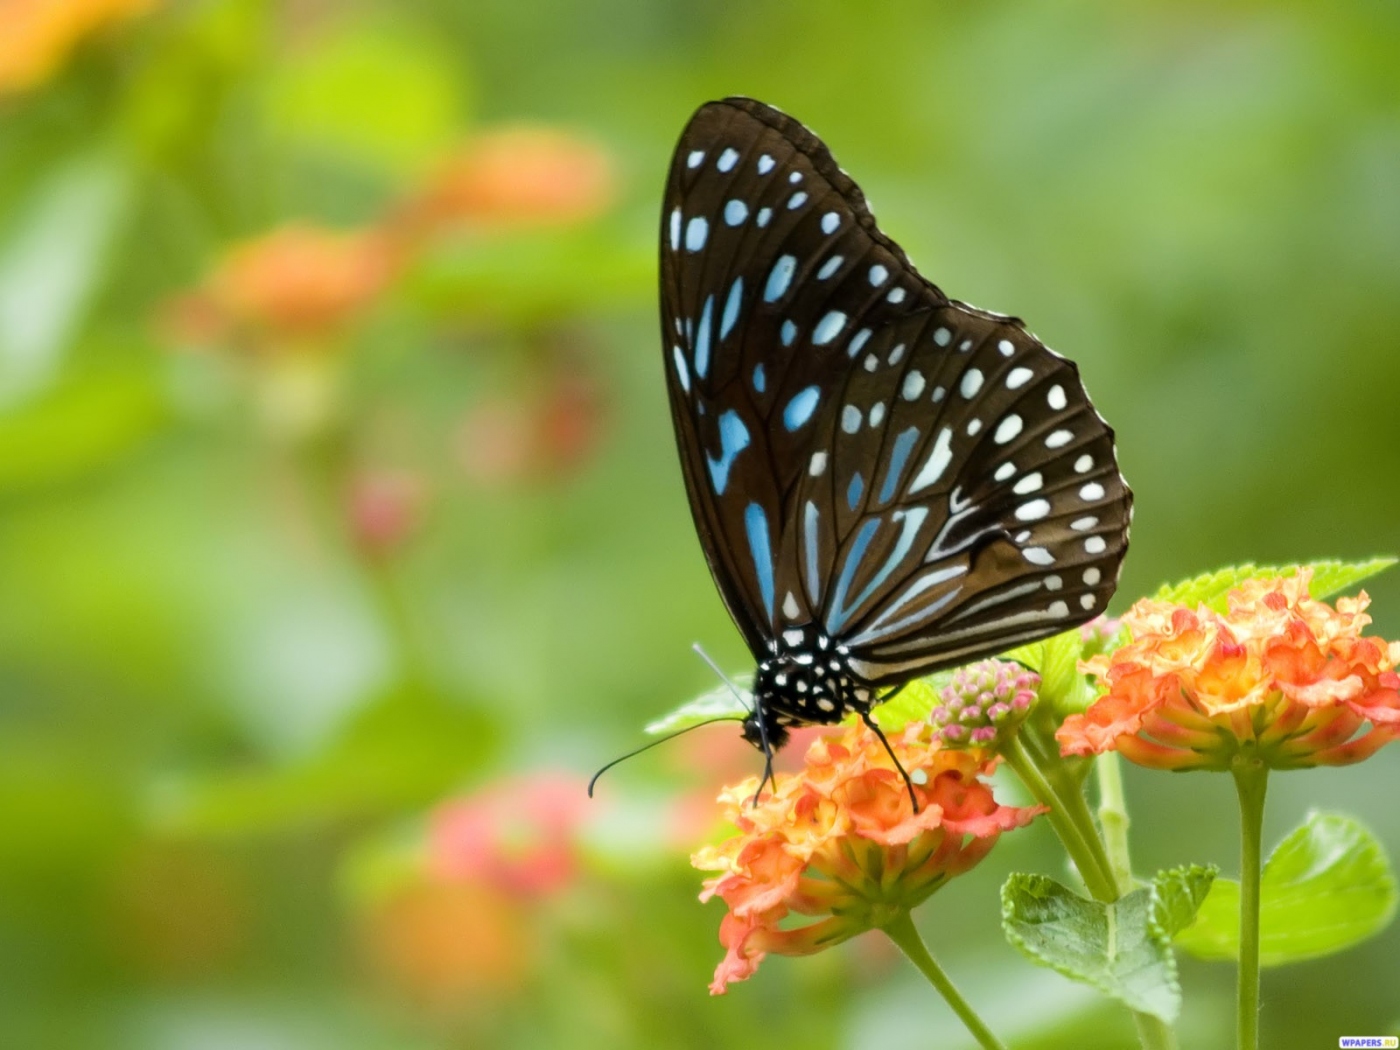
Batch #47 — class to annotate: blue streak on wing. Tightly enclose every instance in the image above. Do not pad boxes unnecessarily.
[744,502,775,621]
[695,295,714,378]
[825,518,880,635]
[803,500,822,606]
[783,386,820,431]
[846,471,864,511]
[721,277,744,341]
[878,427,921,504]
[705,410,750,494]
[841,508,928,629]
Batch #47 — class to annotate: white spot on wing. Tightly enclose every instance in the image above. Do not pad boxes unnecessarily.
[717,147,739,171]
[909,427,954,493]
[724,200,748,225]
[960,369,983,398]
[809,451,828,476]
[1074,454,1093,473]
[1080,482,1105,501]
[1023,547,1054,565]
[1084,536,1107,554]
[758,154,775,174]
[902,371,925,400]
[994,462,1016,481]
[995,415,1024,444]
[1046,429,1073,448]
[1012,472,1042,494]
[1048,384,1067,410]
[1015,499,1050,521]
[687,150,705,168]
[1006,367,1034,389]
[822,212,840,234]
[841,406,861,433]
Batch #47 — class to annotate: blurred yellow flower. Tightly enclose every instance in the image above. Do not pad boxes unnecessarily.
[0,0,158,94]
[1058,570,1400,770]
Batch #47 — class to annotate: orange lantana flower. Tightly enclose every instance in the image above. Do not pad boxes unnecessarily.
[1058,570,1400,770]
[692,722,1043,994]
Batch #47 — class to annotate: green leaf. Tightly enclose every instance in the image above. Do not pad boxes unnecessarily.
[1152,865,1218,939]
[1154,558,1395,612]
[1175,812,1398,966]
[155,681,499,836]
[1001,873,1182,1023]
[1002,628,1090,713]
[0,152,135,404]
[645,680,752,735]
[872,674,946,732]
[0,369,169,495]
[267,17,466,174]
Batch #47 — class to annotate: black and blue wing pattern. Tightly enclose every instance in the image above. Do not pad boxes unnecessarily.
[660,97,1131,740]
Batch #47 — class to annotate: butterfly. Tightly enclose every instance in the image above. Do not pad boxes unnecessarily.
[661,97,1132,789]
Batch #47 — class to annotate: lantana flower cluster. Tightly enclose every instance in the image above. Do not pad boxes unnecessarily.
[931,660,1040,748]
[1058,570,1400,770]
[692,721,1043,994]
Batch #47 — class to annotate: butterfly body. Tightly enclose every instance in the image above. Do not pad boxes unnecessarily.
[662,98,1132,759]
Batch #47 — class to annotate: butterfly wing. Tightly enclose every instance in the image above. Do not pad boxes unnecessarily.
[661,97,1131,675]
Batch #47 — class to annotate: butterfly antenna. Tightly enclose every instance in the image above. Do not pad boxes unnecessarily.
[691,643,753,711]
[587,715,744,798]
[860,709,919,813]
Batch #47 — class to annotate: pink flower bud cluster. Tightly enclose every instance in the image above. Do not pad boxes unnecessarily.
[930,660,1040,748]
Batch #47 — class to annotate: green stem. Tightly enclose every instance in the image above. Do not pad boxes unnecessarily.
[1096,751,1135,895]
[1007,737,1178,1050]
[1232,761,1268,1050]
[881,911,1006,1050]
[1004,737,1118,901]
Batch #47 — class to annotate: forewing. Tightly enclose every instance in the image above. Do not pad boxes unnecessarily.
[661,97,937,657]
[662,97,1132,678]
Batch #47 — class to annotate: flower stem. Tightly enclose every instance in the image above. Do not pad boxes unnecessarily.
[1096,751,1134,895]
[1007,738,1178,1050]
[1231,761,1268,1050]
[1004,737,1118,901]
[881,911,1007,1050]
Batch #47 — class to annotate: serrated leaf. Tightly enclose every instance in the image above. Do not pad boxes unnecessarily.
[1154,558,1395,612]
[1001,873,1182,1022]
[1175,812,1398,966]
[1152,865,1217,940]
[645,679,752,735]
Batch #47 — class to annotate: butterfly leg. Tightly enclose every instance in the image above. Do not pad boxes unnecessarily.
[859,708,919,813]
[750,701,779,808]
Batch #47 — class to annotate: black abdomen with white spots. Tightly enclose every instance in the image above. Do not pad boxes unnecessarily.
[662,98,1132,754]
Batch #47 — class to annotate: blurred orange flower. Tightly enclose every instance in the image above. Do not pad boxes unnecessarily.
[430,774,585,899]
[400,126,615,233]
[205,223,397,342]
[0,0,157,95]
[693,722,1042,994]
[1058,570,1400,770]
[366,878,531,1007]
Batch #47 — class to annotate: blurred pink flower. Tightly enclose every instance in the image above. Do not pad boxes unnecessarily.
[430,774,585,898]
[348,470,427,560]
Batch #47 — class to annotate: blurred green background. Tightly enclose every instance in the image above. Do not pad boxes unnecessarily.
[1,1,1398,1047]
